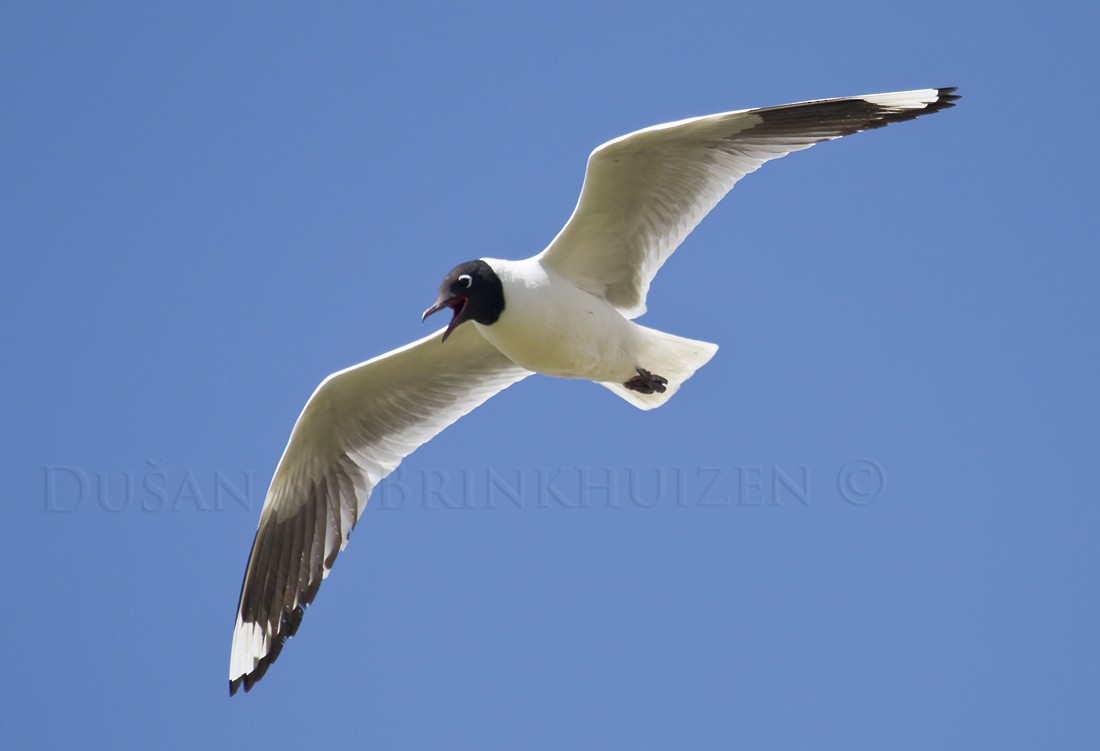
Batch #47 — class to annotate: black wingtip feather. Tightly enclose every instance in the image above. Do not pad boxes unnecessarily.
[929,86,961,112]
[230,484,337,696]
[746,86,961,141]
[229,605,305,696]
[862,86,963,127]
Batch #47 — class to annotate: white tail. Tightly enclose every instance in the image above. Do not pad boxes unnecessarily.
[599,326,718,410]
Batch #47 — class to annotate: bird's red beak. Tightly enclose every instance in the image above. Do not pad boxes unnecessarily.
[422,295,468,342]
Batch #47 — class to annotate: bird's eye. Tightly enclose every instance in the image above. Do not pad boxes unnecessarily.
[458,274,473,288]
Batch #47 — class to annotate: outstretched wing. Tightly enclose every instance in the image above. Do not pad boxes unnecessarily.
[229,324,531,694]
[538,87,959,318]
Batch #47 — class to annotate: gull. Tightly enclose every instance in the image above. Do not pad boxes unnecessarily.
[229,87,959,693]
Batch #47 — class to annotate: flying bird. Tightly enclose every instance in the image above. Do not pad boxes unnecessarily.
[229,87,959,694]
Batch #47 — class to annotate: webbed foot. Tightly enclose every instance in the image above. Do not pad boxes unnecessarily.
[623,368,668,394]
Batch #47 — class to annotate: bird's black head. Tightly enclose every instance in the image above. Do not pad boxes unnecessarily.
[421,259,505,342]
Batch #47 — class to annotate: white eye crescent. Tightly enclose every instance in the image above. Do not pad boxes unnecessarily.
[458,274,473,288]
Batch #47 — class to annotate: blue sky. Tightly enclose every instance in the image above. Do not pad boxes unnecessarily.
[3,1,1098,748]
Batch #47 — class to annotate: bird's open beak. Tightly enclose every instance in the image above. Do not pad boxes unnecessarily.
[422,295,468,342]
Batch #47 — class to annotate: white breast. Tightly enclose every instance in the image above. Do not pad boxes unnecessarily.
[474,257,641,383]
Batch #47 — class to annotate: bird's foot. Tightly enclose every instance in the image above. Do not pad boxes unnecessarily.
[623,368,668,394]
